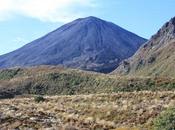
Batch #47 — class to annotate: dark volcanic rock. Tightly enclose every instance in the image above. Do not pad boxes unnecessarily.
[0,16,146,73]
[0,91,15,99]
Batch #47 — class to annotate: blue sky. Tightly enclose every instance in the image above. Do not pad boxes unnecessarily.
[0,0,175,55]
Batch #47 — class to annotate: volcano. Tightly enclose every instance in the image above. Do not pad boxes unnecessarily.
[0,16,146,73]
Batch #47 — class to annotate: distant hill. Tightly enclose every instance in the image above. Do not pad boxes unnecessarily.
[0,66,175,99]
[0,16,146,73]
[113,17,175,77]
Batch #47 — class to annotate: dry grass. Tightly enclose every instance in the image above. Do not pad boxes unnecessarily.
[0,91,175,130]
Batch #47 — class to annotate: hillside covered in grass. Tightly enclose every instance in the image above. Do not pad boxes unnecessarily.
[0,66,175,98]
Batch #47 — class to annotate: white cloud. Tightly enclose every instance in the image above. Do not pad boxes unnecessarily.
[0,0,97,23]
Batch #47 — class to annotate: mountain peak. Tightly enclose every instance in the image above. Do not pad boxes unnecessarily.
[170,16,175,25]
[84,16,99,20]
[75,16,105,24]
[0,17,146,73]
[148,17,175,47]
[162,16,175,33]
[81,16,102,21]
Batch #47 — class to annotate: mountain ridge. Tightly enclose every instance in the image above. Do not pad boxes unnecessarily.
[113,16,175,76]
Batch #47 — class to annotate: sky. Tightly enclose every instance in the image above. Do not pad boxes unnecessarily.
[0,0,175,55]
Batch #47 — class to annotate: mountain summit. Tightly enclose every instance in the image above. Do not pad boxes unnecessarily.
[0,16,146,73]
[113,17,175,76]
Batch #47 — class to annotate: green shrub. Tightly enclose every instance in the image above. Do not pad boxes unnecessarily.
[34,96,45,103]
[0,68,21,80]
[152,107,175,130]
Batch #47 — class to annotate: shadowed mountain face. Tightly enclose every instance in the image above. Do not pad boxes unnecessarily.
[0,16,146,73]
[113,17,175,76]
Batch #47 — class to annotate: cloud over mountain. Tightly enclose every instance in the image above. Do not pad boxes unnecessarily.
[0,0,97,22]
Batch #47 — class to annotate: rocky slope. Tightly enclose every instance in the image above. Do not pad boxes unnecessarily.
[0,16,146,73]
[113,17,175,77]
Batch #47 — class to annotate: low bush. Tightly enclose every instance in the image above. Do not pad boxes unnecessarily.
[152,107,175,130]
[34,96,45,103]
